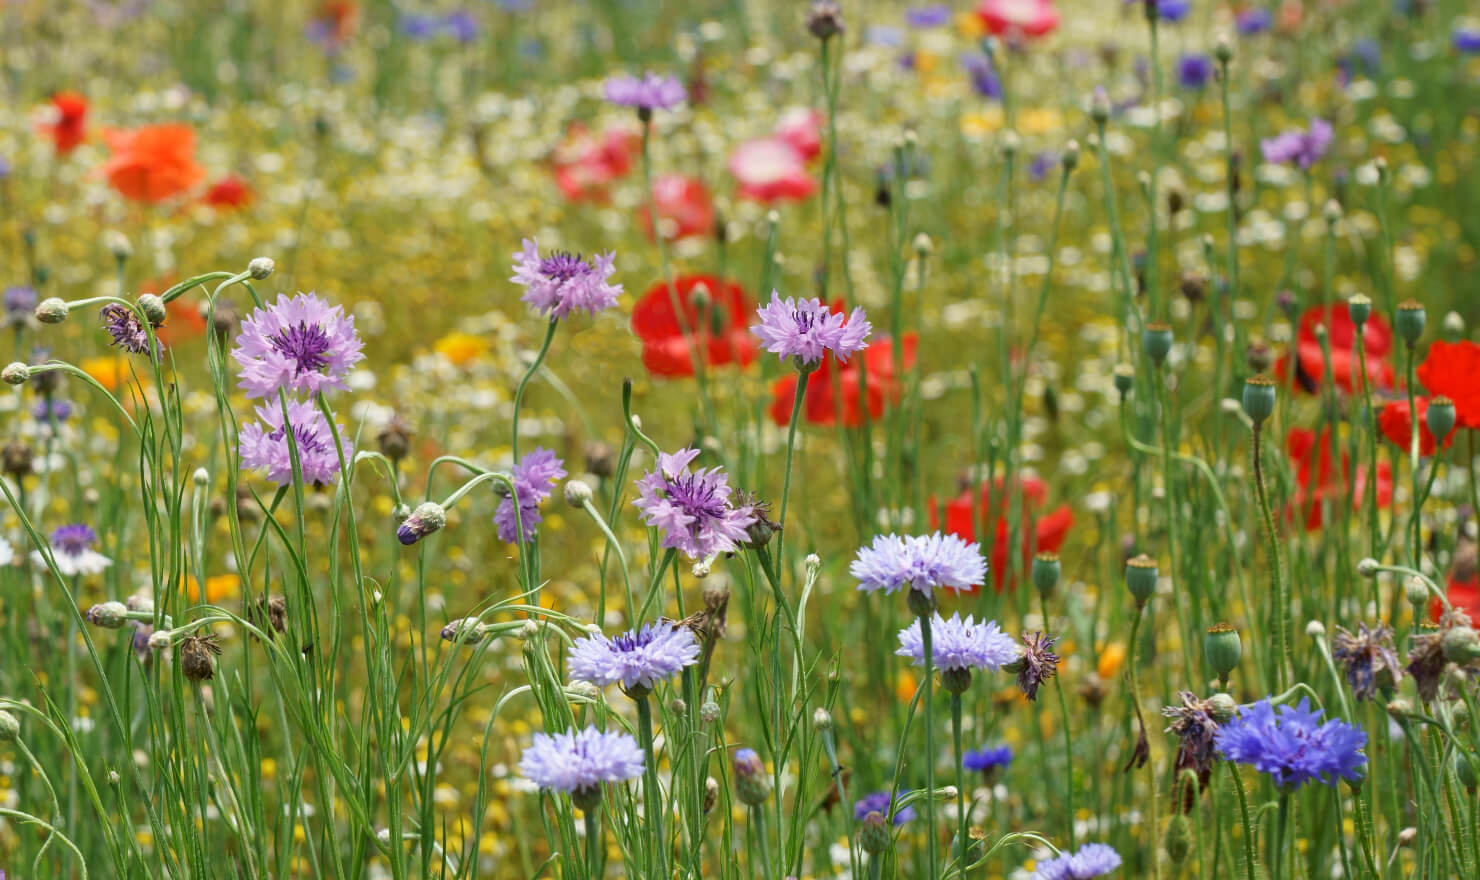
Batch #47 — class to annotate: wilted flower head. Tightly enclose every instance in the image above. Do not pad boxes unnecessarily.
[519,725,644,799]
[1215,698,1367,789]
[494,448,567,543]
[1008,631,1061,701]
[851,532,986,598]
[752,292,871,368]
[1407,609,1476,703]
[569,620,701,696]
[510,239,622,320]
[180,632,223,681]
[633,447,754,560]
[1163,691,1226,799]
[603,72,687,113]
[896,613,1017,671]
[32,523,112,577]
[231,292,364,399]
[1331,623,1402,701]
[1261,119,1334,170]
[100,303,156,356]
[238,398,352,486]
[854,789,914,825]
[1033,842,1122,879]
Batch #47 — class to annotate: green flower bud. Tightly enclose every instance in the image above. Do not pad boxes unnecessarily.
[1165,814,1191,865]
[1443,310,1465,343]
[1031,552,1061,596]
[2,362,29,386]
[1427,396,1456,443]
[0,708,18,742]
[906,587,936,618]
[571,785,603,812]
[1112,363,1135,398]
[1241,374,1277,425]
[1125,554,1158,608]
[137,294,166,327]
[1441,625,1480,663]
[859,810,891,855]
[1204,622,1242,683]
[35,298,69,324]
[1454,749,1480,793]
[942,667,973,695]
[1142,322,1174,368]
[1395,300,1426,346]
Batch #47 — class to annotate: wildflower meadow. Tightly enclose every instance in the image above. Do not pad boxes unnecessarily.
[4,1,1480,878]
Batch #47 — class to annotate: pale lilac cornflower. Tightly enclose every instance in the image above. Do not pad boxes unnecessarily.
[231,292,364,399]
[851,532,986,599]
[603,72,687,113]
[752,292,871,368]
[896,613,1017,671]
[31,524,112,577]
[569,620,700,696]
[1034,842,1122,879]
[1215,698,1367,789]
[854,790,915,825]
[238,398,352,486]
[510,239,622,320]
[519,725,644,802]
[1260,119,1334,170]
[633,447,754,560]
[494,447,567,543]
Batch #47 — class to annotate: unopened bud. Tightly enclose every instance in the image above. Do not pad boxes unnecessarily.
[137,294,166,327]
[2,362,29,386]
[248,257,275,280]
[35,298,69,324]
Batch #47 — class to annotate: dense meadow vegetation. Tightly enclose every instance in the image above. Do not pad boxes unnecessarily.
[2,0,1480,877]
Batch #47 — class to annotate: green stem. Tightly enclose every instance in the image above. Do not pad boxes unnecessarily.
[951,693,968,875]
[774,368,812,567]
[511,318,558,460]
[636,694,665,876]
[1271,790,1291,880]
[922,610,938,880]
[1225,764,1257,880]
[1252,423,1289,688]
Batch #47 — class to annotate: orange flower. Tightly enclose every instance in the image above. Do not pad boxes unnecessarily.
[39,91,89,155]
[79,356,132,392]
[203,175,253,210]
[434,332,487,366]
[181,574,242,603]
[98,124,206,203]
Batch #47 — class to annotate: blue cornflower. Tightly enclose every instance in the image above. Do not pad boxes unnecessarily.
[963,745,1013,773]
[519,725,644,801]
[854,790,915,825]
[1456,27,1480,54]
[1153,0,1190,22]
[896,613,1018,672]
[752,292,871,368]
[632,447,754,560]
[399,13,439,40]
[569,620,700,696]
[905,4,951,28]
[444,10,478,42]
[865,25,905,47]
[494,447,567,543]
[1177,53,1214,90]
[1034,842,1122,879]
[1215,698,1367,789]
[1028,150,1058,182]
[1236,7,1272,35]
[962,53,1002,99]
[33,398,73,423]
[603,72,686,114]
[32,524,112,577]
[851,532,986,599]
[3,286,37,324]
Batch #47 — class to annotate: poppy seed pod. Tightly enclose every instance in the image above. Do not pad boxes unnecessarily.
[1454,750,1480,793]
[1125,554,1158,608]
[1204,622,1242,684]
[1395,300,1426,346]
[1142,323,1173,368]
[1242,374,1277,425]
[1113,363,1135,398]
[1032,552,1061,596]
[1427,396,1456,443]
[1347,293,1372,326]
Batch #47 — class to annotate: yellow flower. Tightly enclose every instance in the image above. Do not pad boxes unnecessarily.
[80,356,139,393]
[955,10,986,39]
[434,331,487,366]
[179,573,241,603]
[1098,642,1126,679]
[896,670,917,703]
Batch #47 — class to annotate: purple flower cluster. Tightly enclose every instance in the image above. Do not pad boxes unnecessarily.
[1177,53,1214,90]
[1034,843,1122,879]
[100,303,154,356]
[851,532,986,598]
[633,447,754,560]
[231,293,364,399]
[905,4,950,28]
[1215,698,1367,789]
[494,448,567,543]
[963,745,1013,772]
[603,72,687,112]
[569,621,700,695]
[1236,8,1272,35]
[239,398,352,486]
[1260,118,1334,170]
[510,239,622,320]
[752,292,871,368]
[896,613,1017,672]
[519,725,645,794]
[3,286,36,324]
[854,789,914,825]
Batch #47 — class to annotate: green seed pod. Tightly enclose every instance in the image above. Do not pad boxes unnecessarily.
[1113,364,1135,398]
[571,784,603,812]
[1395,300,1426,346]
[1347,294,1372,326]
[1242,374,1277,425]
[1142,322,1174,368]
[1165,814,1191,865]
[1204,622,1242,683]
[1454,749,1480,793]
[1427,396,1456,443]
[859,811,891,855]
[1125,554,1158,608]
[1031,552,1061,597]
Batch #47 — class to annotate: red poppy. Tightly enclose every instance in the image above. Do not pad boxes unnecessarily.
[1378,397,1451,457]
[976,0,1060,38]
[310,1,360,51]
[769,333,917,428]
[1417,340,1480,429]
[729,137,816,204]
[638,175,714,242]
[98,124,206,203]
[39,91,88,155]
[935,475,1074,592]
[1286,427,1391,531]
[203,175,253,210]
[773,107,823,162]
[1275,303,1394,394]
[551,123,637,202]
[1434,577,1480,623]
[631,276,757,378]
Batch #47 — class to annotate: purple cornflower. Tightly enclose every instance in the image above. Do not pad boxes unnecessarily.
[444,10,478,42]
[1010,631,1060,701]
[1260,118,1334,170]
[1236,7,1272,35]
[238,398,352,486]
[1137,0,1189,23]
[32,524,112,577]
[632,447,754,560]
[494,447,567,543]
[962,53,1002,99]
[33,398,73,423]
[1215,698,1367,789]
[733,748,773,805]
[100,304,155,356]
[232,293,363,400]
[3,286,37,323]
[1176,53,1214,90]
[962,745,1013,773]
[851,532,986,599]
[510,239,621,320]
[905,4,951,28]
[753,292,871,368]
[1028,151,1058,182]
[569,620,700,696]
[854,790,914,825]
[519,725,644,798]
[1456,27,1480,54]
[1034,842,1122,879]
[896,613,1018,671]
[603,72,687,113]
[1331,623,1402,701]
[399,13,439,40]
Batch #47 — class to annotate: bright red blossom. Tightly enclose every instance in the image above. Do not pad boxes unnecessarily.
[1286,427,1391,531]
[1378,397,1450,457]
[632,276,757,378]
[98,124,206,203]
[40,91,88,155]
[1417,340,1480,429]
[639,175,714,242]
[204,175,253,210]
[935,475,1073,592]
[550,123,637,202]
[770,333,917,428]
[1276,303,1394,394]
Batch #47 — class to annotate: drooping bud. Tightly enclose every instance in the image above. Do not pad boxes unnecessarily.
[396,502,447,546]
[35,298,69,324]
[136,294,167,327]
[441,617,487,645]
[1165,813,1191,865]
[1,362,29,386]
[248,257,275,280]
[733,748,773,805]
[563,479,593,508]
[0,708,19,742]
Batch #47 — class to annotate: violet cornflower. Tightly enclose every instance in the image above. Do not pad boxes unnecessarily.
[1177,53,1214,90]
[239,398,352,486]
[231,293,364,399]
[3,286,37,326]
[100,303,155,356]
[854,790,915,825]
[510,239,621,320]
[962,53,1002,99]
[603,72,686,114]
[1260,118,1334,170]
[1454,26,1480,54]
[1236,8,1272,35]
[519,725,644,803]
[633,447,754,560]
[905,4,951,28]
[963,745,1013,773]
[31,524,112,577]
[752,292,871,369]
[569,620,700,696]
[896,613,1018,672]
[851,532,986,599]
[1215,697,1367,789]
[1033,842,1122,879]
[494,447,567,543]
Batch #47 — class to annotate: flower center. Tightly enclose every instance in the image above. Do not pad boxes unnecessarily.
[268,322,333,375]
[53,525,96,556]
[268,422,330,456]
[612,628,657,653]
[538,252,590,283]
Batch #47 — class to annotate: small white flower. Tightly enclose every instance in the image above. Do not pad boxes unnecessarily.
[31,524,112,577]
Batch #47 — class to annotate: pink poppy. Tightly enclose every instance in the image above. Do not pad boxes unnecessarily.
[773,107,823,162]
[976,0,1060,38]
[729,137,816,204]
[638,174,715,242]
